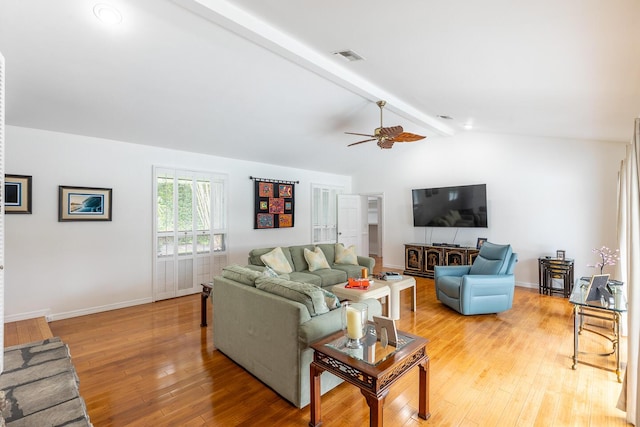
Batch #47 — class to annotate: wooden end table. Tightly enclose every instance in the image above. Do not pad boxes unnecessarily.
[309,328,430,427]
[200,282,213,327]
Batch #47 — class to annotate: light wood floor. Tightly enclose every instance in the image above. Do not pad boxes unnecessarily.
[6,276,631,426]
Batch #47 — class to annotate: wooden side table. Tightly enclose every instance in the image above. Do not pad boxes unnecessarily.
[200,282,213,327]
[309,328,430,427]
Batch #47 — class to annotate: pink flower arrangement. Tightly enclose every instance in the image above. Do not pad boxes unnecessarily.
[588,246,620,274]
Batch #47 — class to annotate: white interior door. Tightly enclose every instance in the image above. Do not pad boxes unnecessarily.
[337,194,368,256]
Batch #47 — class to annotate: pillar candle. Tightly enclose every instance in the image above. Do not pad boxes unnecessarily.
[346,306,363,339]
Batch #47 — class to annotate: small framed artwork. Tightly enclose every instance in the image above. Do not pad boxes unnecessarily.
[556,250,566,260]
[476,237,488,249]
[585,274,610,302]
[58,186,112,222]
[373,315,398,347]
[4,174,32,214]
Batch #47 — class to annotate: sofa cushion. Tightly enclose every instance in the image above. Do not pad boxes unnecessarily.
[222,264,263,287]
[255,277,330,316]
[249,247,294,268]
[288,245,314,272]
[302,268,347,287]
[304,247,331,272]
[335,243,358,265]
[317,244,336,265]
[260,247,294,274]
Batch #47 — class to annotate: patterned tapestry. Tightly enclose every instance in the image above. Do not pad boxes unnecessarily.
[253,177,296,229]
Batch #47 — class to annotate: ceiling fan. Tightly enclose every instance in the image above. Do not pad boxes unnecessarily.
[345,100,426,149]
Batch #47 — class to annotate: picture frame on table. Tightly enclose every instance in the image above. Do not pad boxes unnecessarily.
[556,250,566,260]
[4,174,32,214]
[476,237,487,250]
[584,274,610,302]
[58,185,112,222]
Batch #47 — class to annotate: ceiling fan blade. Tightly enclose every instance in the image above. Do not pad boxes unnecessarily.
[345,131,375,137]
[379,126,403,138]
[377,140,395,149]
[392,132,426,142]
[347,139,376,147]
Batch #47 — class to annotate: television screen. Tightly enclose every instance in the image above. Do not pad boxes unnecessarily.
[412,184,487,227]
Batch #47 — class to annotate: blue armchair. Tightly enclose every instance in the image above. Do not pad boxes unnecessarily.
[434,242,518,315]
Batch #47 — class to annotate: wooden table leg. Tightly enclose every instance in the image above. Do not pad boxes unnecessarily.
[309,363,324,427]
[362,390,387,427]
[200,284,212,327]
[419,357,431,420]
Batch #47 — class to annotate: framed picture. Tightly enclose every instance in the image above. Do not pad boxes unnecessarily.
[476,237,488,249]
[4,174,32,214]
[58,186,112,222]
[556,250,566,260]
[584,274,610,302]
[373,315,398,347]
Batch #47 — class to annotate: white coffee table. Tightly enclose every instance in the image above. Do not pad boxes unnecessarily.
[331,281,391,317]
[386,276,417,320]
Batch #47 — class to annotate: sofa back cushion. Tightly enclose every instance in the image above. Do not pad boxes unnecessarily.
[259,247,294,274]
[255,277,340,316]
[317,244,336,265]
[288,245,315,272]
[335,243,358,265]
[222,265,263,287]
[469,242,513,275]
[249,247,293,267]
[304,247,331,272]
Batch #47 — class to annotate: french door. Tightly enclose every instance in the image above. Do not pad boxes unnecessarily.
[153,167,227,301]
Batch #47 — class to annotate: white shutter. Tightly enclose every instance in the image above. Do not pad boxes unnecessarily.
[0,51,6,373]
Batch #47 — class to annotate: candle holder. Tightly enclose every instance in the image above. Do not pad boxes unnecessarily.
[341,301,368,349]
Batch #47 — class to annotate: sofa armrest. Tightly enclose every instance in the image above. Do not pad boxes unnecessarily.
[434,265,471,280]
[357,256,375,273]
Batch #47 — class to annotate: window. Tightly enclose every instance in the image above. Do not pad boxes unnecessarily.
[153,167,228,300]
[311,184,343,244]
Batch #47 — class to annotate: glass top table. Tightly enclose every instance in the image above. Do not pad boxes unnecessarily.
[569,277,625,382]
[309,327,430,427]
[325,330,415,366]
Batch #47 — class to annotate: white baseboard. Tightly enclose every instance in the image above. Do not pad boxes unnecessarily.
[45,297,153,322]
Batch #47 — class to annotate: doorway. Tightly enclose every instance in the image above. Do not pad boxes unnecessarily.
[367,194,384,268]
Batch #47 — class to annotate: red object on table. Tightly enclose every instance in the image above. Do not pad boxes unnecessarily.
[346,278,371,289]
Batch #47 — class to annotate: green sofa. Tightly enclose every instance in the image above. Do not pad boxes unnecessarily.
[246,244,375,287]
[213,264,382,408]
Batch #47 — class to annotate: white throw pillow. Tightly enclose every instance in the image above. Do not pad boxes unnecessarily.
[304,247,331,272]
[260,247,293,274]
[335,243,358,265]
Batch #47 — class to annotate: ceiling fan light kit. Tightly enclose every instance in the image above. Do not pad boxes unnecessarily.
[346,100,426,149]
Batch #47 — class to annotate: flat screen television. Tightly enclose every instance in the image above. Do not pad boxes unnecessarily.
[412,184,487,227]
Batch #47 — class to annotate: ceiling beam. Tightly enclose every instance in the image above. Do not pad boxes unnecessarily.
[171,0,455,136]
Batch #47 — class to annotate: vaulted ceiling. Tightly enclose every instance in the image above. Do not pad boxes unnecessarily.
[1,0,639,173]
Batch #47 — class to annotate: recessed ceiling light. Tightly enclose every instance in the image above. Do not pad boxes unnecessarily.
[463,123,473,130]
[93,4,122,25]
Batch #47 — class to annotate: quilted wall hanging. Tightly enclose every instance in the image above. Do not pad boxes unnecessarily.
[251,176,297,229]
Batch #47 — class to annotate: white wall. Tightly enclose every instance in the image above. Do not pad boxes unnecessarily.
[352,131,627,287]
[5,125,627,321]
[5,126,350,321]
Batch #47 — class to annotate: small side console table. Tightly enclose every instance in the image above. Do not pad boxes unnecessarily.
[569,278,626,382]
[539,257,574,297]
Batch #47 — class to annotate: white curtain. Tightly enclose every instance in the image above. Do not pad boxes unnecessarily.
[617,118,640,424]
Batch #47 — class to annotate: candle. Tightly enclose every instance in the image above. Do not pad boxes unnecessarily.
[361,267,368,279]
[346,306,363,339]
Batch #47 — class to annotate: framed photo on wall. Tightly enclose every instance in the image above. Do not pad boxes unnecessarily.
[556,250,566,260]
[58,186,112,221]
[4,174,32,214]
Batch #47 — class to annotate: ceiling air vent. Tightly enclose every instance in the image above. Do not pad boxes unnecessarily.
[333,50,365,62]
